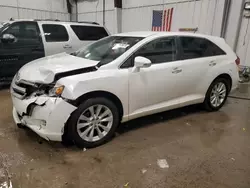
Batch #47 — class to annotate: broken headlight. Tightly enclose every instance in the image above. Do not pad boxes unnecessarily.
[48,85,65,97]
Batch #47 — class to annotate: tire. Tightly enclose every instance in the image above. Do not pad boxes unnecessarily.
[68,97,120,148]
[203,78,230,112]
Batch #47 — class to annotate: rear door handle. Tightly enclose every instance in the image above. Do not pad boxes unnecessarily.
[209,61,217,67]
[63,44,72,49]
[172,67,182,74]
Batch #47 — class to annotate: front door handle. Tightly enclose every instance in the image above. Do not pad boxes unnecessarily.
[209,61,217,67]
[63,44,72,49]
[172,67,182,74]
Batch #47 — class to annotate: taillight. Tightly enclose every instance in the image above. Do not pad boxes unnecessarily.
[235,56,240,65]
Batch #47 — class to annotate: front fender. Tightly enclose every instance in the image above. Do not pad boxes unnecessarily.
[57,69,129,117]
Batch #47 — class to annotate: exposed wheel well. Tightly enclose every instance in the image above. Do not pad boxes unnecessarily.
[74,91,124,120]
[213,74,232,91]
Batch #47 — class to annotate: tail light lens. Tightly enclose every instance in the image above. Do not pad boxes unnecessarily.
[235,56,240,65]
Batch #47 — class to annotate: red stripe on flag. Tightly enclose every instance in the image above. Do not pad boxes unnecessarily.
[166,9,170,32]
[164,10,168,31]
[168,8,174,31]
[161,10,165,31]
[163,10,167,31]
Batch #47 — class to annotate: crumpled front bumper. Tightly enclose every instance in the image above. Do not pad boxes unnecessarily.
[11,94,77,141]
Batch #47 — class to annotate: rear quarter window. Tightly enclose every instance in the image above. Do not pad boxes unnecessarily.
[179,37,226,60]
[42,24,69,42]
[70,25,108,41]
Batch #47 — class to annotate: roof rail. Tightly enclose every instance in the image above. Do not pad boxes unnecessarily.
[11,19,100,25]
[78,21,99,25]
[34,19,60,22]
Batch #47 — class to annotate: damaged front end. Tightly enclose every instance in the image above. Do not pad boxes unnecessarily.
[12,78,60,100]
[11,79,76,141]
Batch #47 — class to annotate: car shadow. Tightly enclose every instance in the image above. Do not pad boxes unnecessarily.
[117,104,203,135]
[17,104,204,149]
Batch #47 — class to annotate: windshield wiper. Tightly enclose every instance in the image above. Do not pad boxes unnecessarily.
[96,61,104,68]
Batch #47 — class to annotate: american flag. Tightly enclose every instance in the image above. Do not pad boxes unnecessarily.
[152,8,174,32]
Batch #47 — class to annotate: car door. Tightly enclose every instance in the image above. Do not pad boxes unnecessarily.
[0,21,45,81]
[41,23,73,56]
[127,37,185,119]
[176,36,227,103]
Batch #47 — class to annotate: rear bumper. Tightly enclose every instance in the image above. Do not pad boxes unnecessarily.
[11,94,77,141]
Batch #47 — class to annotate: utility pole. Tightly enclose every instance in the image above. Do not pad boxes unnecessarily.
[103,0,105,26]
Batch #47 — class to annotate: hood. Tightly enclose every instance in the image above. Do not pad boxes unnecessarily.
[18,53,98,84]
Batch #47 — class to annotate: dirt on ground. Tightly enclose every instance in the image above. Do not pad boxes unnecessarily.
[0,84,249,188]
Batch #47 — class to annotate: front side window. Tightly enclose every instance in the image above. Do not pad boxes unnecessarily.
[71,25,108,41]
[2,22,39,39]
[135,37,177,64]
[180,37,226,60]
[76,36,143,66]
[42,24,69,42]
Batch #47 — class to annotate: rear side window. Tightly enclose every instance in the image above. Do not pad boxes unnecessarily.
[42,24,69,42]
[70,25,108,41]
[179,37,226,60]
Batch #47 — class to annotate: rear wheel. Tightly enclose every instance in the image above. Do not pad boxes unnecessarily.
[203,78,230,111]
[68,97,119,148]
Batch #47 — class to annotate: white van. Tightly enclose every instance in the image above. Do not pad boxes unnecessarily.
[0,19,109,82]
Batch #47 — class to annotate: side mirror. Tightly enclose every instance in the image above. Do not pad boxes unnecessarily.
[1,34,16,43]
[134,56,151,71]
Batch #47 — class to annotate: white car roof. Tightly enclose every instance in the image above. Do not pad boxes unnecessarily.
[114,31,221,40]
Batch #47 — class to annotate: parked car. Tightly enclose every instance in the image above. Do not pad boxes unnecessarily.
[11,32,239,148]
[0,19,109,83]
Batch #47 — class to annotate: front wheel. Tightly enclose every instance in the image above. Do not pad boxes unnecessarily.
[68,97,120,148]
[203,78,230,111]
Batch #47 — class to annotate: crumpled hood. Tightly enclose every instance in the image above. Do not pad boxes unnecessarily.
[18,53,98,84]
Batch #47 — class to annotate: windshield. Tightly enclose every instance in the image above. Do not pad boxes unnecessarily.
[76,36,143,66]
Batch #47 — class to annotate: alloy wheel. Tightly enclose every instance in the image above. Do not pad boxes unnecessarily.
[76,105,113,142]
[210,82,227,108]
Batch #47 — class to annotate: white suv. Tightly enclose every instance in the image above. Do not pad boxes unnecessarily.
[11,32,239,148]
[0,19,109,82]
